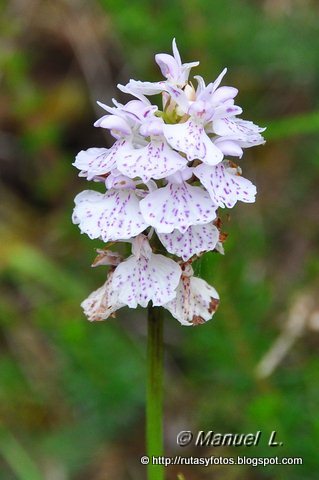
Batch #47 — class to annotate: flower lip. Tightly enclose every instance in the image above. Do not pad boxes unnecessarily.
[72,188,148,242]
[158,222,219,261]
[112,234,182,308]
[162,120,224,164]
[140,180,217,234]
[194,162,257,208]
[116,138,187,183]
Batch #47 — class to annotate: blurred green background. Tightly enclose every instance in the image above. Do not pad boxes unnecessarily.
[1,0,319,479]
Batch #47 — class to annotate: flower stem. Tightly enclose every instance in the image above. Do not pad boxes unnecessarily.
[146,305,164,480]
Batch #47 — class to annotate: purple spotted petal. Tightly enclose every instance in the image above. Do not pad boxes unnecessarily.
[157,222,219,261]
[112,248,181,308]
[194,162,257,208]
[73,147,117,180]
[213,117,265,146]
[72,189,148,241]
[73,140,135,180]
[140,182,217,234]
[163,119,223,165]
[117,140,188,182]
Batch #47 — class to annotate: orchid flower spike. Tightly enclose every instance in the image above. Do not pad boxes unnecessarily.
[73,39,265,326]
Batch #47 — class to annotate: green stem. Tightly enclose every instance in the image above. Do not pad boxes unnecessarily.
[146,305,164,480]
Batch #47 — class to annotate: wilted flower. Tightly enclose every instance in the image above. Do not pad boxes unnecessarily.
[81,271,124,322]
[73,39,265,325]
[163,263,220,326]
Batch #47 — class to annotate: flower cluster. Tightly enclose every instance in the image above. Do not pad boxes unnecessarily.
[73,40,265,326]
